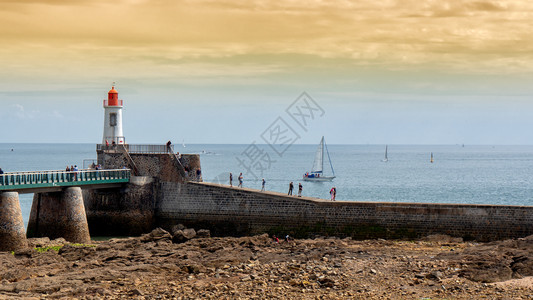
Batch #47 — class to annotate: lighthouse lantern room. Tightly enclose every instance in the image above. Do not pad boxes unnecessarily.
[102,86,125,145]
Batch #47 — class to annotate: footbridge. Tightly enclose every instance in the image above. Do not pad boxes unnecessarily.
[0,169,131,252]
[0,169,131,193]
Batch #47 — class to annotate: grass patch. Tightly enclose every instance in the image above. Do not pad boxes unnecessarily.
[35,245,62,253]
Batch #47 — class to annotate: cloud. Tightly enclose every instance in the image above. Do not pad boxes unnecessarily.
[13,104,24,112]
[8,104,66,120]
[0,0,533,91]
[11,104,35,119]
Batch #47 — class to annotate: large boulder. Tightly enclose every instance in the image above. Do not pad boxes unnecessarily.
[170,224,186,236]
[172,228,196,243]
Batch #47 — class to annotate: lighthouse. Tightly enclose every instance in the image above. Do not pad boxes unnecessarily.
[102,86,125,145]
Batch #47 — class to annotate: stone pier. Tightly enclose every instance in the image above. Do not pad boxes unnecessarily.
[0,192,28,251]
[27,187,91,244]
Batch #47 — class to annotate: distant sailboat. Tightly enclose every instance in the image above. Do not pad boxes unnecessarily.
[303,136,336,182]
[182,139,186,148]
[430,152,434,163]
[382,145,389,162]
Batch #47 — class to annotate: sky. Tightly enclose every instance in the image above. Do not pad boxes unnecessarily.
[1,0,533,145]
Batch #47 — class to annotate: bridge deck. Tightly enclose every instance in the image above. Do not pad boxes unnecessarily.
[0,169,130,193]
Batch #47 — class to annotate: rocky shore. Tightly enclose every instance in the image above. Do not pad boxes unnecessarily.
[0,228,532,299]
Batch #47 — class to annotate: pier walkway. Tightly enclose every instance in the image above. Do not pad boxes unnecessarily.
[0,169,130,194]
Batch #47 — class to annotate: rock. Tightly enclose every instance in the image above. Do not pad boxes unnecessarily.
[13,248,34,258]
[50,238,68,245]
[140,228,172,243]
[317,277,336,288]
[170,224,186,236]
[172,228,196,243]
[427,271,443,280]
[26,237,51,248]
[130,288,144,296]
[196,229,211,238]
[184,264,205,274]
[172,230,186,243]
[183,228,196,238]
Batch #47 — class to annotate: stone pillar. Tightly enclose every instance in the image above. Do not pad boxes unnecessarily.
[27,187,90,243]
[0,192,28,251]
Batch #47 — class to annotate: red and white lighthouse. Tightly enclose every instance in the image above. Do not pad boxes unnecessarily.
[102,86,125,145]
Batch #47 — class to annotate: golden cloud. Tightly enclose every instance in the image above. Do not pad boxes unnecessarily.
[0,0,532,84]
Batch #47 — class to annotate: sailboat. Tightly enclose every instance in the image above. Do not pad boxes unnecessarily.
[430,152,434,163]
[382,145,389,162]
[303,136,336,182]
[182,139,186,148]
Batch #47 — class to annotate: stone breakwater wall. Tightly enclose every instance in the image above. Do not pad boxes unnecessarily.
[84,152,202,236]
[82,177,156,236]
[155,182,533,241]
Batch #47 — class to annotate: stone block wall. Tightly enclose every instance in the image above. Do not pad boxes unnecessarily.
[83,177,156,236]
[156,182,533,241]
[97,151,200,183]
[85,151,202,236]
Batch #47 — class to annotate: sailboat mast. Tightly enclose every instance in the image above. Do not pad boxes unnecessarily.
[320,137,325,173]
[324,137,335,176]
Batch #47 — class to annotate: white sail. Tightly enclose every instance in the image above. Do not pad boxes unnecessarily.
[311,137,324,173]
[382,145,389,162]
[304,136,335,182]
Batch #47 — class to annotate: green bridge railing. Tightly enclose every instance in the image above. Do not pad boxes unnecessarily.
[0,169,131,191]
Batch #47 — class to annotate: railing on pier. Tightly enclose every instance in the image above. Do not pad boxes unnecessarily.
[0,169,131,191]
[97,144,174,154]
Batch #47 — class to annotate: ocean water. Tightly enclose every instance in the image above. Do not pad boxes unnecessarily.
[1,143,533,227]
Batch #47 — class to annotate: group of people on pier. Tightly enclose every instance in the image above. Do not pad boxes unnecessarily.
[229,172,337,200]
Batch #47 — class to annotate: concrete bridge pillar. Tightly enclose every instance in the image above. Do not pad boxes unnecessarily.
[0,192,28,251]
[27,187,91,243]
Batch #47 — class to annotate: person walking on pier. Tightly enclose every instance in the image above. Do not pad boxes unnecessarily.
[73,165,79,181]
[330,186,336,201]
[288,181,294,195]
[229,172,233,187]
[298,183,303,197]
[261,178,266,191]
[166,140,172,152]
[238,173,243,188]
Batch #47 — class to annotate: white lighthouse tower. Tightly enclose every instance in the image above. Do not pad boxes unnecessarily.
[102,86,125,145]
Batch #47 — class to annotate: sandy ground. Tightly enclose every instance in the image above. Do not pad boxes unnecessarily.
[0,229,532,299]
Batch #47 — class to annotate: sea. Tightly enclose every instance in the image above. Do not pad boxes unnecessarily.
[1,143,533,227]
